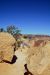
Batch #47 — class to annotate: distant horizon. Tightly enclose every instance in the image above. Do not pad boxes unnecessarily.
[21,33,50,36]
[0,25,50,36]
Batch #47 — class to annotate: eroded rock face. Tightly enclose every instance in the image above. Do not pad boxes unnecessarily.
[15,38,50,75]
[26,40,50,75]
[0,32,16,62]
[0,34,50,75]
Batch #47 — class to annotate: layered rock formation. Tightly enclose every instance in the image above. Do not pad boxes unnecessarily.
[0,34,50,75]
[0,32,16,62]
[26,40,50,75]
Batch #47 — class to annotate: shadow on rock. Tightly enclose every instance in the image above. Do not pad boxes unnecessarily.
[3,55,17,64]
[24,64,33,75]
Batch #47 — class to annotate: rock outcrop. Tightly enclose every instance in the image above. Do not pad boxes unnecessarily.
[0,32,16,62]
[0,34,50,75]
[26,40,50,75]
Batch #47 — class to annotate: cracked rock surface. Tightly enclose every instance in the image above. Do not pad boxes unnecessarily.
[0,34,50,75]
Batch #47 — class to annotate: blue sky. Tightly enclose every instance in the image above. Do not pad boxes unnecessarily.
[0,0,50,35]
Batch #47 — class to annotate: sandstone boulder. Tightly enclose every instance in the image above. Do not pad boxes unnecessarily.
[0,32,16,62]
[26,40,50,75]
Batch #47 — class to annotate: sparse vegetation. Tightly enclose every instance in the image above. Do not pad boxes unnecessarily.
[6,25,21,35]
[0,28,5,32]
[0,26,50,75]
[0,25,21,41]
